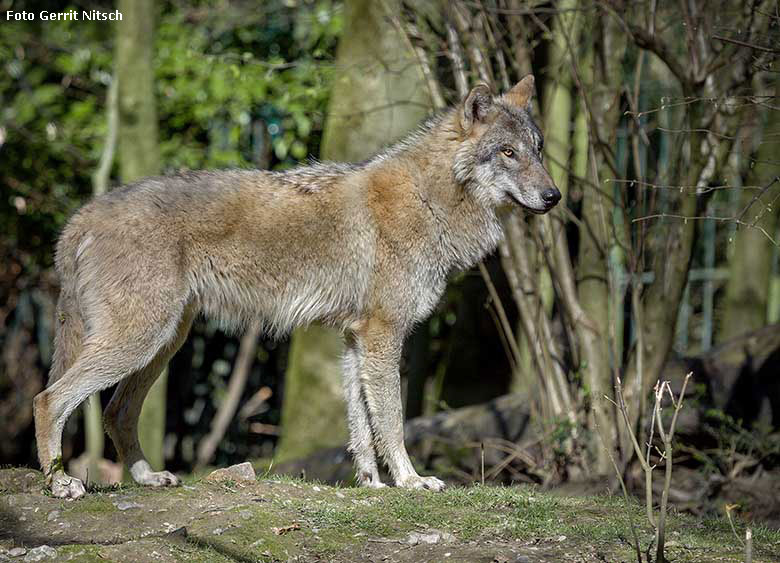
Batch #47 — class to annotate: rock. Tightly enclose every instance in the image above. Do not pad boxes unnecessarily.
[166,527,188,539]
[405,530,456,545]
[45,510,60,522]
[205,462,256,483]
[8,548,26,557]
[22,546,56,561]
[114,501,144,511]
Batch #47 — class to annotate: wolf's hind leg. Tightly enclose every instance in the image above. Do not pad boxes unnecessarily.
[343,335,385,488]
[33,288,86,498]
[34,339,165,499]
[104,357,178,488]
[104,308,194,488]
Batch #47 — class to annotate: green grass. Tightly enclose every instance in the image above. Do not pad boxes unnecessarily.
[54,545,105,562]
[67,493,117,514]
[267,482,780,561]
[3,466,779,562]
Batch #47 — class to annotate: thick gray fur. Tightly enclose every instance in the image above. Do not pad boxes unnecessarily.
[33,76,559,498]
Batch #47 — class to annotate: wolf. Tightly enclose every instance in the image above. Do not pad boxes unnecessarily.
[33,75,560,499]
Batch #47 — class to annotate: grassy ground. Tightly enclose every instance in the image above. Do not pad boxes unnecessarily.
[1,467,778,562]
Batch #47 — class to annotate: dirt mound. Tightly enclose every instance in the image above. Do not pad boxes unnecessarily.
[1,467,778,562]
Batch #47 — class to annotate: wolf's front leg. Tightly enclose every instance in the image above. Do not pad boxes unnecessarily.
[343,335,385,488]
[356,321,445,491]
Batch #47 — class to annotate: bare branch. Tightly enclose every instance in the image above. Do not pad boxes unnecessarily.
[735,176,780,223]
[654,373,691,563]
[626,23,691,92]
[615,375,656,528]
[595,420,643,563]
[92,74,119,196]
[445,17,469,98]
[478,262,523,370]
[196,320,261,467]
[632,212,779,246]
[713,34,780,54]
[387,6,446,110]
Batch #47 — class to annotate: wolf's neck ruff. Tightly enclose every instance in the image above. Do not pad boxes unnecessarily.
[271,106,504,272]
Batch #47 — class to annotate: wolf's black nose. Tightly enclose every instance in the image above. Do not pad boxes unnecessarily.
[541,188,561,205]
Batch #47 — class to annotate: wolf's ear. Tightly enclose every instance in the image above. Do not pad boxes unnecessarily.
[503,74,535,110]
[460,84,494,131]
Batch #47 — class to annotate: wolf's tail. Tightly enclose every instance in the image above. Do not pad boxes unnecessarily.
[48,228,86,386]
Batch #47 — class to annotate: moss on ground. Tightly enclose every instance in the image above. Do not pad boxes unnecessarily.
[0,468,778,562]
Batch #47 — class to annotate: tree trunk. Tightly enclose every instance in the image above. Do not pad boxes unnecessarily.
[537,0,616,475]
[541,0,582,202]
[116,0,163,471]
[620,93,711,462]
[720,83,780,342]
[276,0,431,461]
[276,325,349,462]
[538,0,583,312]
[574,15,624,474]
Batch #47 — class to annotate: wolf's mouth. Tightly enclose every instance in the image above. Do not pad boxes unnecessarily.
[505,191,548,214]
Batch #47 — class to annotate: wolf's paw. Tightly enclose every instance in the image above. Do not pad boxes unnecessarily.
[129,460,180,487]
[137,470,180,488]
[51,474,86,500]
[357,471,387,489]
[397,474,446,492]
[364,480,388,489]
[358,478,388,489]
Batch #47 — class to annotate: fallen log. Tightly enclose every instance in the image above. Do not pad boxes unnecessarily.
[272,393,536,485]
[273,323,780,484]
[666,322,780,429]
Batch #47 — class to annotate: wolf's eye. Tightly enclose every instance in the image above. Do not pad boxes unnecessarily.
[537,139,544,153]
[501,148,514,158]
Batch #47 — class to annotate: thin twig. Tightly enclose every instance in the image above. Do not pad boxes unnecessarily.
[387,5,446,110]
[735,176,780,222]
[612,376,656,528]
[92,74,119,196]
[196,320,262,467]
[595,420,643,563]
[712,34,780,54]
[632,214,778,246]
[623,22,691,93]
[478,262,523,370]
[654,373,692,563]
[445,17,469,98]
[480,442,485,486]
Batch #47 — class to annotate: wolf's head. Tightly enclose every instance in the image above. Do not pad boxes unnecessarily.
[453,75,560,214]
